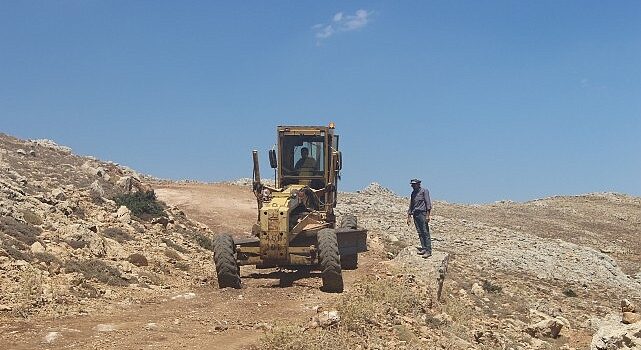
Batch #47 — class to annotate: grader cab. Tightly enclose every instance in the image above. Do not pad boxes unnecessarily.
[212,123,367,292]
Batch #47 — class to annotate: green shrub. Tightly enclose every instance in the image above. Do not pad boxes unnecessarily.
[114,191,166,220]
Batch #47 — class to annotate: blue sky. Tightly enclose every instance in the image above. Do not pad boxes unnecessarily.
[1,1,640,203]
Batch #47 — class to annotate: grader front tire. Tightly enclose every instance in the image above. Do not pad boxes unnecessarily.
[318,228,344,293]
[213,234,241,289]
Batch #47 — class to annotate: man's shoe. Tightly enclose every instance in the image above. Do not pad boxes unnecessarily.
[422,252,432,258]
[417,249,426,255]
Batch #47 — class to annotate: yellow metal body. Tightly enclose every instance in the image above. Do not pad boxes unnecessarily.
[238,125,342,267]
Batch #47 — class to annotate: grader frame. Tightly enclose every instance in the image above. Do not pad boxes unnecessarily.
[212,123,367,292]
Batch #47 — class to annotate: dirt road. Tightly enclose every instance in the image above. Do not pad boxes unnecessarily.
[1,182,373,350]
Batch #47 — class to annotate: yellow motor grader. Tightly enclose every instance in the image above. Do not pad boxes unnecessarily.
[212,123,367,292]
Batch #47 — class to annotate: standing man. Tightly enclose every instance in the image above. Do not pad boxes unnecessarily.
[407,179,432,258]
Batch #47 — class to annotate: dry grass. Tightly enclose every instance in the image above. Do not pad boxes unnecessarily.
[65,259,132,286]
[482,279,502,293]
[163,248,183,261]
[102,227,132,243]
[13,266,45,317]
[177,228,213,251]
[21,210,43,226]
[0,216,41,245]
[162,237,189,253]
[257,326,364,350]
[127,253,148,267]
[256,276,431,350]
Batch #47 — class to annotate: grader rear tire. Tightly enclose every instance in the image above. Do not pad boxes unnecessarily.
[318,228,344,293]
[213,234,241,289]
[340,214,358,230]
[339,214,359,270]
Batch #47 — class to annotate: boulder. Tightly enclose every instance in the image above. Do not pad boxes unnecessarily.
[308,310,340,329]
[151,216,170,226]
[89,180,105,198]
[471,282,485,296]
[116,206,132,224]
[59,224,106,257]
[622,312,641,325]
[116,175,153,193]
[591,314,641,349]
[621,299,636,313]
[30,241,46,254]
[104,238,127,260]
[51,188,66,201]
[526,318,564,338]
[116,206,130,217]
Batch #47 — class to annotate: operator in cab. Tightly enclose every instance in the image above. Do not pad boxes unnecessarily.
[294,147,317,175]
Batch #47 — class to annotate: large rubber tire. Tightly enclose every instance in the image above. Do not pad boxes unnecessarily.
[340,214,358,230]
[339,215,359,270]
[213,234,241,289]
[318,228,344,293]
[341,254,358,270]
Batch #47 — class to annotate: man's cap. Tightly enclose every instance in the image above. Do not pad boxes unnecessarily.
[410,179,421,184]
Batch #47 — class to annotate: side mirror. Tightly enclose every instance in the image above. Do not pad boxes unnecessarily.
[337,151,342,170]
[268,150,277,169]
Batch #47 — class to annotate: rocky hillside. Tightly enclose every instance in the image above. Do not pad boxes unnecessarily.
[320,183,641,349]
[0,133,215,317]
[1,132,639,350]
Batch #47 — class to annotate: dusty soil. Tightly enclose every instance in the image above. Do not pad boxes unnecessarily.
[154,183,258,236]
[0,182,378,350]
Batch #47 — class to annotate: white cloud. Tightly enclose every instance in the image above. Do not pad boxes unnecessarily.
[314,9,372,43]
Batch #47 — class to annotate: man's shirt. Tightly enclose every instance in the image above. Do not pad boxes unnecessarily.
[295,157,316,170]
[408,187,432,215]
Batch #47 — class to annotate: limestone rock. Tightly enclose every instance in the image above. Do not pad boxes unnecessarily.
[526,318,564,338]
[621,299,636,313]
[116,206,132,224]
[104,238,126,260]
[116,175,152,193]
[51,188,66,201]
[622,312,641,325]
[471,282,485,296]
[591,314,641,349]
[43,331,61,343]
[59,224,106,257]
[308,310,340,329]
[30,241,46,254]
[89,180,105,198]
